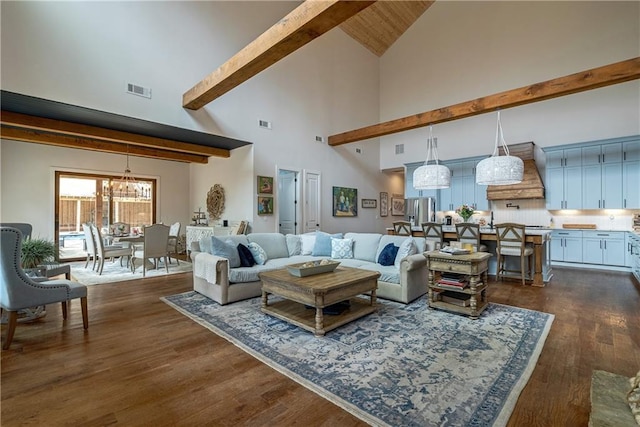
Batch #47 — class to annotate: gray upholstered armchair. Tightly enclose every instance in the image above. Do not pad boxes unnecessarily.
[0,227,88,350]
[0,223,32,240]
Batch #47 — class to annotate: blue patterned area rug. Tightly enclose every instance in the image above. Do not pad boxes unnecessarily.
[161,292,553,427]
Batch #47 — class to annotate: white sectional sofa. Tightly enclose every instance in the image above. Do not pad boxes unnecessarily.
[190,232,429,305]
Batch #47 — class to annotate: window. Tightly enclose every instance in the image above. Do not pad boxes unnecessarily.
[55,171,156,261]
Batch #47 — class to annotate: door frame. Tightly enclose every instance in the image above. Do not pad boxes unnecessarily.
[275,165,302,234]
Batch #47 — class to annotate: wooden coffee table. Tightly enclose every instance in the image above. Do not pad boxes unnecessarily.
[259,266,380,336]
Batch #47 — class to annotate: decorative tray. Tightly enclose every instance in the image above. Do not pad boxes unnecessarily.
[287,260,340,277]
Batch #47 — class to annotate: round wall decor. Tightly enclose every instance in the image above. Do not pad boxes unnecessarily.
[206,184,225,221]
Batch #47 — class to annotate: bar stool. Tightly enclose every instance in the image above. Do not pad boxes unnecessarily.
[421,222,443,251]
[455,222,488,252]
[495,222,533,285]
[393,221,412,236]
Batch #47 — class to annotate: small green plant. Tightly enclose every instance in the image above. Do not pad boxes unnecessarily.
[21,238,59,269]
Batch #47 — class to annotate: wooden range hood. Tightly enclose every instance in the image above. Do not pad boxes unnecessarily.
[485,142,545,200]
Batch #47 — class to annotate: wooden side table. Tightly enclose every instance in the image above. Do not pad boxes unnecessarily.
[425,251,491,319]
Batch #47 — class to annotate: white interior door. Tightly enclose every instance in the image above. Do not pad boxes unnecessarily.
[303,170,321,233]
[278,170,297,235]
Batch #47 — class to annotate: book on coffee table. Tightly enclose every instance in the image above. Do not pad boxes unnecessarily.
[439,246,471,255]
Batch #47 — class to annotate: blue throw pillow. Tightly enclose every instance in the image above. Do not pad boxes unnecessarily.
[312,231,343,256]
[210,236,241,268]
[377,243,399,266]
[248,242,268,265]
[237,243,256,267]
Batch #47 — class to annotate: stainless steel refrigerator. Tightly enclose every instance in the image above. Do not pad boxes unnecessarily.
[404,197,436,227]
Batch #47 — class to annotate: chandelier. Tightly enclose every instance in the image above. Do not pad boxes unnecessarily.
[476,110,524,185]
[413,125,451,190]
[103,149,150,199]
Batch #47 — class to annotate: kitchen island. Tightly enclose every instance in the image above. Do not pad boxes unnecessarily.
[387,226,552,287]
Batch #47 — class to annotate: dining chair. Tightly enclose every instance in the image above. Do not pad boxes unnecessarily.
[393,221,412,236]
[131,224,170,277]
[494,223,534,285]
[0,227,88,350]
[90,224,132,275]
[421,222,444,251]
[82,223,98,270]
[455,222,488,252]
[167,222,181,265]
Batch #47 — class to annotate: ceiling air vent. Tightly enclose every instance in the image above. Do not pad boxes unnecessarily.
[259,119,272,129]
[395,144,404,155]
[126,83,151,99]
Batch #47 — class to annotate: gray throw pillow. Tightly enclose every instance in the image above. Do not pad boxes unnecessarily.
[312,231,343,256]
[209,236,240,268]
[199,236,212,254]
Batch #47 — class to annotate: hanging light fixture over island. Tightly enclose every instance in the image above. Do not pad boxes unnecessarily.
[413,125,451,190]
[476,110,524,186]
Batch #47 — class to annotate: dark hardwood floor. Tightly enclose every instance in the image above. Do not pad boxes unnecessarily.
[2,266,639,426]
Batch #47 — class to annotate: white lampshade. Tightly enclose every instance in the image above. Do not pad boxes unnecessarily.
[413,125,451,190]
[475,155,524,185]
[476,110,524,186]
[414,163,451,189]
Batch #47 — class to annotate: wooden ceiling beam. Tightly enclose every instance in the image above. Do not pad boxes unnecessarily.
[1,110,229,158]
[0,126,210,164]
[183,0,376,110]
[328,57,640,146]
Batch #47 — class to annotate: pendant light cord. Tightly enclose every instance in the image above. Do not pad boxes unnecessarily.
[494,110,510,157]
[425,125,440,165]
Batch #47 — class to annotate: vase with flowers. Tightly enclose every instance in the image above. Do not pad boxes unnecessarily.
[456,204,475,222]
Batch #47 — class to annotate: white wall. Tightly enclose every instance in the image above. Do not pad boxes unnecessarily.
[1,1,392,235]
[378,1,640,170]
[0,140,190,240]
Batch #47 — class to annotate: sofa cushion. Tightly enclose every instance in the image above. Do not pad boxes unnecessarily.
[286,234,302,256]
[237,243,256,267]
[312,231,343,256]
[210,236,240,268]
[331,238,353,259]
[395,237,418,268]
[248,242,268,265]
[378,243,399,266]
[224,235,250,247]
[300,233,316,255]
[228,264,276,283]
[344,233,382,262]
[247,233,289,260]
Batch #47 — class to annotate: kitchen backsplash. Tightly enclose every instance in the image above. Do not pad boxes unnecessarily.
[437,198,638,230]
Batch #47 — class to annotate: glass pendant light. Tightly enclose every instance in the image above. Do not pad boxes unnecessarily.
[413,125,451,190]
[476,110,524,185]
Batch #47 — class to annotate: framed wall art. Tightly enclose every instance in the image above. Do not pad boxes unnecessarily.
[257,176,274,194]
[391,197,405,216]
[257,196,273,215]
[332,186,357,217]
[361,199,377,209]
[379,192,388,217]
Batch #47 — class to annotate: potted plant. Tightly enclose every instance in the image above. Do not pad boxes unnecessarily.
[21,237,59,269]
[456,204,475,222]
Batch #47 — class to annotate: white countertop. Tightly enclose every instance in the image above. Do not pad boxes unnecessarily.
[388,226,636,236]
